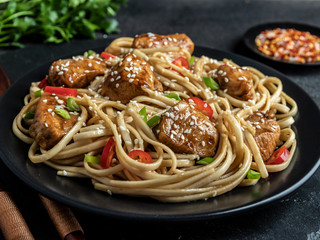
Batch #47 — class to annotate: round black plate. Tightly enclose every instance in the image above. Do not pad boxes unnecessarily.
[243,22,320,66]
[0,46,319,221]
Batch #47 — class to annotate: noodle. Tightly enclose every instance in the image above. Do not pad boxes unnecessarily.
[12,35,297,203]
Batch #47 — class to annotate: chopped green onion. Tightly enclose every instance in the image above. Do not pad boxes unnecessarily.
[23,112,34,119]
[139,107,147,123]
[85,154,100,164]
[163,93,181,101]
[189,56,195,65]
[203,76,220,90]
[67,97,81,112]
[34,89,42,98]
[87,50,96,56]
[54,108,70,119]
[196,157,215,165]
[247,169,261,179]
[147,116,162,128]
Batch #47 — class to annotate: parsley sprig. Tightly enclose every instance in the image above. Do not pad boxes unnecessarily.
[0,0,127,47]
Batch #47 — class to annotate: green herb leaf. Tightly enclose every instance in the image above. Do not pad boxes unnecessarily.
[247,169,261,179]
[23,112,34,119]
[203,77,220,90]
[163,93,181,101]
[85,154,100,164]
[0,0,127,48]
[87,50,96,56]
[139,107,147,123]
[34,89,42,98]
[196,157,215,165]
[189,56,195,65]
[67,97,81,112]
[54,108,70,119]
[147,116,161,128]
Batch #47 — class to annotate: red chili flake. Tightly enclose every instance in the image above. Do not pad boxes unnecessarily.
[255,28,320,64]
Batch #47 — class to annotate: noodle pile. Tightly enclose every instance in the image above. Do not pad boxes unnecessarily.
[12,36,297,202]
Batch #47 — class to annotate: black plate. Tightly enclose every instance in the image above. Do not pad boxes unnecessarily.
[243,22,320,66]
[0,46,320,221]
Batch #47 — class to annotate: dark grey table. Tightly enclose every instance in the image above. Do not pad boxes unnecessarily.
[0,0,319,239]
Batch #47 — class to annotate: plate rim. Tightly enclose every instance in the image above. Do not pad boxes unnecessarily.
[243,21,320,66]
[0,45,320,221]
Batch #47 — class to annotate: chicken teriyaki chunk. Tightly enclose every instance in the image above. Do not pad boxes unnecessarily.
[215,63,255,101]
[47,57,107,88]
[29,95,79,150]
[133,33,194,58]
[157,101,219,158]
[101,53,163,104]
[246,111,281,161]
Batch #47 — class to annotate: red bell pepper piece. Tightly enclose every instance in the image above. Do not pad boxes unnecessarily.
[266,146,290,165]
[100,52,115,60]
[100,137,115,169]
[44,86,77,97]
[38,76,47,89]
[186,97,213,119]
[128,150,152,163]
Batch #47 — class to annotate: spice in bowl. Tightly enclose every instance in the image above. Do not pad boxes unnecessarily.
[255,28,320,64]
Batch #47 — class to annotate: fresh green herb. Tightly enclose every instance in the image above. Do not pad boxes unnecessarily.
[85,154,100,164]
[54,108,70,119]
[147,116,161,128]
[139,107,147,123]
[163,93,181,101]
[247,169,261,179]
[23,112,34,119]
[0,0,127,48]
[188,56,195,65]
[203,77,220,90]
[87,50,96,56]
[34,89,42,98]
[67,97,81,112]
[196,157,215,165]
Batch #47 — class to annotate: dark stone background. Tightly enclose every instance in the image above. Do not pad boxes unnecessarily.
[0,0,319,239]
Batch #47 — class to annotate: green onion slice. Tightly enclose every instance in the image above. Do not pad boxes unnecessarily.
[34,89,42,98]
[196,157,215,165]
[189,56,195,65]
[87,50,96,56]
[67,97,81,112]
[203,76,220,90]
[247,169,261,179]
[139,107,147,123]
[147,116,161,128]
[54,108,71,119]
[24,112,34,119]
[85,154,100,164]
[163,93,181,101]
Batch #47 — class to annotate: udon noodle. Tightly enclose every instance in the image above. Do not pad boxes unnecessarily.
[12,35,297,202]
